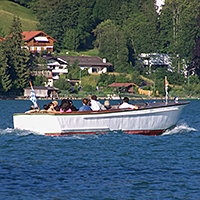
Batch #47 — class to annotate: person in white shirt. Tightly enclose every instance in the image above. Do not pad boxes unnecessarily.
[90,95,106,111]
[119,97,138,109]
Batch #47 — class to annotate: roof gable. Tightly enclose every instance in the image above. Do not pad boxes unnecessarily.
[42,54,68,64]
[21,31,57,42]
[24,86,59,91]
[57,56,112,66]
[109,83,139,88]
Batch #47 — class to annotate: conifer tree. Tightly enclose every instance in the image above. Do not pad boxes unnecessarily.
[0,48,12,93]
[2,16,30,93]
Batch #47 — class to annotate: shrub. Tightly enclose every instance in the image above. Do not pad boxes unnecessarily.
[53,78,72,90]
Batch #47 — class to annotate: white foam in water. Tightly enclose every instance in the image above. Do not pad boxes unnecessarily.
[0,128,14,134]
[162,123,197,136]
[0,128,41,136]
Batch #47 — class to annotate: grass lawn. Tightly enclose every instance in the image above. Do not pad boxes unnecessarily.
[59,48,99,57]
[81,74,100,87]
[0,0,39,36]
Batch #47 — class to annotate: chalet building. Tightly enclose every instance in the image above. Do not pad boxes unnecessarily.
[22,31,57,53]
[108,82,155,96]
[41,54,68,80]
[30,54,68,87]
[57,55,112,74]
[24,86,59,98]
[108,83,139,93]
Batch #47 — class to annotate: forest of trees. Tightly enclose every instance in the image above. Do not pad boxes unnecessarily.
[8,0,200,72]
[1,0,200,96]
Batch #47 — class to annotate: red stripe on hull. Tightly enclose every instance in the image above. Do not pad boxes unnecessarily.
[123,130,164,136]
[45,131,109,136]
[46,130,164,136]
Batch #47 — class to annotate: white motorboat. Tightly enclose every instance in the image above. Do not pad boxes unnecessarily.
[13,101,189,136]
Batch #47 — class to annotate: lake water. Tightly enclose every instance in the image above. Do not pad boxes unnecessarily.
[0,99,199,199]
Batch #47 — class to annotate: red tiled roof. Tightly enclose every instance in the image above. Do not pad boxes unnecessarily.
[0,36,4,41]
[21,31,57,42]
[108,83,139,88]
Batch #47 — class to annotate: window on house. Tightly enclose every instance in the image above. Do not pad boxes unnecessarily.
[92,68,97,73]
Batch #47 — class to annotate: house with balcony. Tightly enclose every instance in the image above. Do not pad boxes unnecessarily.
[57,55,112,74]
[22,31,57,53]
[31,54,68,87]
[42,54,68,80]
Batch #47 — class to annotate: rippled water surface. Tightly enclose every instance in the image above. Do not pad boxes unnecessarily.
[0,99,199,199]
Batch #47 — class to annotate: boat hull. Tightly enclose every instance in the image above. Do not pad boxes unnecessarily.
[13,102,189,136]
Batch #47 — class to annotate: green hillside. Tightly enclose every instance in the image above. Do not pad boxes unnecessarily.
[0,0,39,36]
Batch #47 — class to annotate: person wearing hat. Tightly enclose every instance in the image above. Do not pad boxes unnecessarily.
[90,95,106,111]
[52,101,58,107]
[51,100,61,111]
[104,100,111,109]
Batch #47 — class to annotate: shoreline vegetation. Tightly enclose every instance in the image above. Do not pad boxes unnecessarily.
[1,1,200,99]
[0,96,197,101]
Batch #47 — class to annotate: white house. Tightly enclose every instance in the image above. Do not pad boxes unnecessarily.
[57,55,112,74]
[138,53,172,72]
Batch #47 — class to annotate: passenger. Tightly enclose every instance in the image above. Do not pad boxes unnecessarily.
[174,96,178,103]
[39,104,48,113]
[60,99,68,106]
[60,103,72,112]
[52,101,58,108]
[60,99,77,111]
[90,95,106,111]
[119,97,138,109]
[25,105,38,113]
[87,99,91,106]
[79,98,92,111]
[68,99,78,111]
[43,104,48,110]
[47,102,55,111]
[54,105,60,111]
[104,100,111,109]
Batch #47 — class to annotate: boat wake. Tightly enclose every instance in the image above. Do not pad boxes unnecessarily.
[162,122,197,136]
[0,128,41,136]
[0,128,110,138]
[1,123,197,137]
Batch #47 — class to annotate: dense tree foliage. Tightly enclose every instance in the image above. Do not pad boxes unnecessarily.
[0,16,37,94]
[53,78,73,90]
[31,0,200,75]
[97,73,130,87]
[4,0,200,96]
[0,48,11,92]
[193,7,200,76]
[31,75,48,87]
